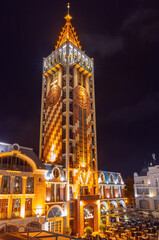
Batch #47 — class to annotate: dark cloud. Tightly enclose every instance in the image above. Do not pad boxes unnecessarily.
[105,92,159,123]
[121,8,159,44]
[83,33,124,57]
[0,116,39,151]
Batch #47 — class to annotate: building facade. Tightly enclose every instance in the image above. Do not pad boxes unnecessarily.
[0,5,126,236]
[134,164,159,210]
[0,142,47,229]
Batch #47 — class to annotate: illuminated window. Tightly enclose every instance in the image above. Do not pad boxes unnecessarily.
[1,176,10,194]
[0,199,8,219]
[26,177,34,194]
[56,184,60,202]
[69,171,73,184]
[80,186,83,195]
[0,156,33,172]
[25,198,32,217]
[48,207,62,218]
[48,221,62,234]
[69,186,73,200]
[69,202,73,218]
[51,184,55,202]
[85,186,89,195]
[14,177,22,194]
[12,199,21,218]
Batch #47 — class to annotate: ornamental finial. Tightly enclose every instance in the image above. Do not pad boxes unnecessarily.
[67,2,70,15]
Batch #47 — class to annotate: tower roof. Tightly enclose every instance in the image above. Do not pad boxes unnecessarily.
[55,3,82,50]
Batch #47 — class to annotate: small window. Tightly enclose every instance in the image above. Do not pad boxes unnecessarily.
[101,173,105,182]
[53,167,60,179]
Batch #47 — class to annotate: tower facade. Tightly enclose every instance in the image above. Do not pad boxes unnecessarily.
[39,8,99,233]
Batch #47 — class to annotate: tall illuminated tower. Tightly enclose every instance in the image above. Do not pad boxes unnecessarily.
[39,4,99,233]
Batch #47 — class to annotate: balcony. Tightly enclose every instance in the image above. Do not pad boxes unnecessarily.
[43,43,93,75]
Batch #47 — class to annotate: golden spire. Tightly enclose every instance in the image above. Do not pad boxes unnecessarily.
[55,2,82,50]
[64,2,72,21]
[67,2,70,14]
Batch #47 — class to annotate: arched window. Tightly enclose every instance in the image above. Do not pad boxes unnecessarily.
[14,177,22,194]
[100,203,108,216]
[48,206,63,218]
[118,175,122,184]
[26,177,34,194]
[101,173,105,182]
[109,174,114,183]
[53,168,60,178]
[0,156,33,172]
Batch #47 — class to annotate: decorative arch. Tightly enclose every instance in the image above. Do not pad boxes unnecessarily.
[118,200,126,208]
[110,201,118,208]
[109,174,114,183]
[100,172,105,182]
[47,205,64,218]
[101,201,109,210]
[0,151,37,172]
[83,203,98,232]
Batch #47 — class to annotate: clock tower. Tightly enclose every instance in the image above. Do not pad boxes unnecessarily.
[39,4,100,234]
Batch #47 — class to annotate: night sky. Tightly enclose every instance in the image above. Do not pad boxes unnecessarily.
[1,0,159,178]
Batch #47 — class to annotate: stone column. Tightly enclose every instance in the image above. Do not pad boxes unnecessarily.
[21,176,27,218]
[8,176,15,219]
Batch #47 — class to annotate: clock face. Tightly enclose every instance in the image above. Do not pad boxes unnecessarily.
[74,85,89,108]
[46,85,61,107]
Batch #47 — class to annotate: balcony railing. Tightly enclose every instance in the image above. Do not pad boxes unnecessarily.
[134,184,150,187]
[14,187,22,194]
[26,187,34,194]
[1,164,32,172]
[1,187,10,194]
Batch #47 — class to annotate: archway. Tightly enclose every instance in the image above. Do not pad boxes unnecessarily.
[118,200,126,213]
[100,202,109,224]
[118,200,126,221]
[109,201,117,223]
[84,204,97,231]
[47,206,63,234]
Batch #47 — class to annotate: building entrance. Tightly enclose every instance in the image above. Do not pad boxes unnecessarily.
[84,206,95,230]
[48,218,63,234]
[47,206,63,234]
